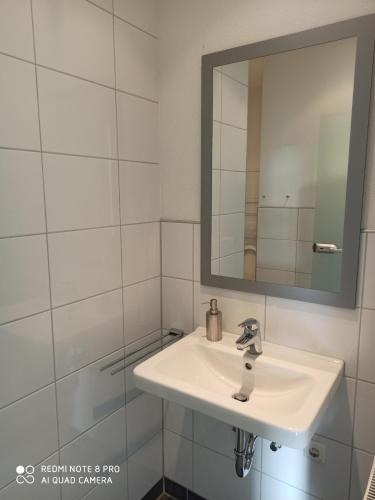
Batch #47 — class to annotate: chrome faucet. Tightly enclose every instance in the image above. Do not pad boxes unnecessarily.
[236,318,262,356]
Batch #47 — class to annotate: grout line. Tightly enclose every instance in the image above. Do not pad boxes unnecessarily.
[0,380,55,413]
[29,6,62,500]
[213,118,247,132]
[0,144,160,165]
[84,0,159,40]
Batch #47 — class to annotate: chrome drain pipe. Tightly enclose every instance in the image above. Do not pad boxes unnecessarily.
[233,429,258,478]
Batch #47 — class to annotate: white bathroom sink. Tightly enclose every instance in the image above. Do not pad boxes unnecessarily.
[133,327,343,448]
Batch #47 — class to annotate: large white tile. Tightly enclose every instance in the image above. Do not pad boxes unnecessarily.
[44,154,119,231]
[257,238,296,272]
[0,453,60,500]
[194,412,256,463]
[220,171,246,214]
[194,412,262,470]
[261,475,317,500]
[221,73,248,129]
[212,121,221,170]
[0,235,50,324]
[0,312,54,409]
[265,297,360,377]
[262,436,351,500]
[193,224,201,282]
[33,0,115,86]
[0,150,45,237]
[353,380,375,454]
[358,308,375,383]
[126,393,162,456]
[117,92,158,163]
[193,443,260,500]
[164,401,193,440]
[56,349,125,445]
[38,68,117,157]
[298,208,315,241]
[211,216,220,260]
[350,448,374,500]
[212,170,220,215]
[257,207,298,240]
[213,70,222,122]
[0,55,40,150]
[60,408,126,500]
[164,430,192,489]
[53,289,124,379]
[119,162,160,224]
[122,223,160,286]
[316,376,355,445]
[114,0,158,36]
[0,0,34,61]
[0,385,58,489]
[115,18,157,100]
[162,277,193,334]
[162,222,193,280]
[123,277,161,345]
[220,213,245,256]
[194,282,265,336]
[220,123,247,171]
[220,62,249,85]
[219,252,244,279]
[363,233,375,309]
[127,432,163,500]
[48,227,122,307]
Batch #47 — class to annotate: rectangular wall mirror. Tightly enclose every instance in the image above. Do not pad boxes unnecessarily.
[201,15,375,308]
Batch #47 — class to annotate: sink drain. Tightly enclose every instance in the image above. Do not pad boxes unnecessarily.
[232,392,249,402]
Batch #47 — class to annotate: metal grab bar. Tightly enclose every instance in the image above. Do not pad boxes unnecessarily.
[110,329,184,376]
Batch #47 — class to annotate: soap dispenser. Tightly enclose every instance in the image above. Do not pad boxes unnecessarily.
[205,299,222,342]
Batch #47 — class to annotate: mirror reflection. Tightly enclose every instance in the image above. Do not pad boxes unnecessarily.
[211,37,357,292]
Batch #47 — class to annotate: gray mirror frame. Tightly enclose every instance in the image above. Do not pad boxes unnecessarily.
[201,14,375,308]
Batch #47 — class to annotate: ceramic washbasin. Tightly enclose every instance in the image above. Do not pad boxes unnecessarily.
[133,327,343,448]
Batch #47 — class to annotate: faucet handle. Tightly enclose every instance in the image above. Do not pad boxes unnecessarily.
[238,318,259,334]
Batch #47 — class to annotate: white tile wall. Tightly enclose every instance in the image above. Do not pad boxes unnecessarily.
[53,289,124,378]
[0,385,58,489]
[353,380,375,454]
[0,312,54,408]
[194,443,261,500]
[164,430,193,489]
[0,235,50,324]
[48,227,122,307]
[0,55,40,150]
[123,277,161,345]
[114,17,157,100]
[162,277,193,333]
[119,162,160,223]
[162,222,193,279]
[0,2,161,499]
[56,349,126,445]
[43,154,120,231]
[0,0,34,61]
[38,68,117,158]
[220,123,247,171]
[117,92,158,162]
[122,222,160,285]
[0,150,45,237]
[257,208,298,240]
[114,0,158,37]
[33,0,115,87]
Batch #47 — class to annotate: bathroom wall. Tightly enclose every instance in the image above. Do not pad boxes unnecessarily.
[212,63,248,279]
[159,1,375,499]
[0,1,162,499]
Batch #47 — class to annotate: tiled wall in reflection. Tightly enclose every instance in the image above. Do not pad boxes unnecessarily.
[0,0,161,499]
